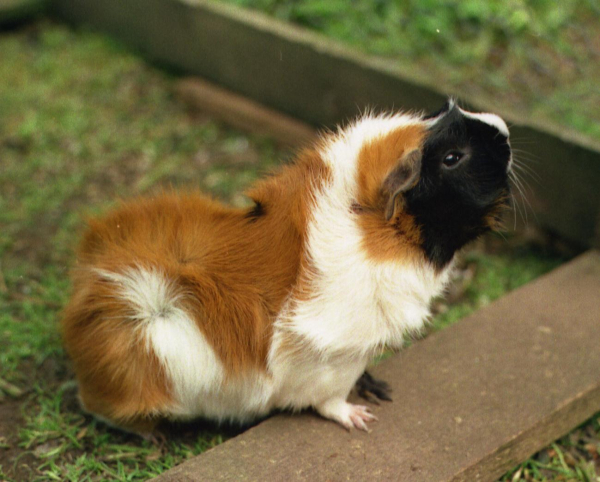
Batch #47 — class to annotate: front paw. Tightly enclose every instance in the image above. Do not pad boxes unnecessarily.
[316,398,378,432]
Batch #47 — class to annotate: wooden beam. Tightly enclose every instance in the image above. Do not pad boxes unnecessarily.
[0,0,47,25]
[151,252,600,481]
[175,77,316,147]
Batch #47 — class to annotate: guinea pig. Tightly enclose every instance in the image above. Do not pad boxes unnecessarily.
[61,99,512,438]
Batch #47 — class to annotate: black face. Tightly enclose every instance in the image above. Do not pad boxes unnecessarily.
[405,103,512,270]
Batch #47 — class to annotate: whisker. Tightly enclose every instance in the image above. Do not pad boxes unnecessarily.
[510,146,539,156]
[512,162,541,184]
[512,158,540,191]
[510,148,541,164]
[509,137,537,145]
[512,168,539,226]
[510,168,535,227]
[511,148,540,158]
[511,155,540,169]
[509,171,526,227]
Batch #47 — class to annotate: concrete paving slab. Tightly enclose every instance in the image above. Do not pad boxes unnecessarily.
[151,251,600,481]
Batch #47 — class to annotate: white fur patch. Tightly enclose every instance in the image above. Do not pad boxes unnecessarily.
[96,266,273,422]
[322,112,421,185]
[95,267,184,324]
[268,113,453,415]
[295,114,450,354]
[458,107,510,138]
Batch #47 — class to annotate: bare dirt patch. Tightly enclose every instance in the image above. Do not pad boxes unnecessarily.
[0,399,36,481]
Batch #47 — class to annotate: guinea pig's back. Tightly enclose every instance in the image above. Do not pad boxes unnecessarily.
[61,192,282,434]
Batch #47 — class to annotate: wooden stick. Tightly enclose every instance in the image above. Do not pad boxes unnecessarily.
[175,77,316,148]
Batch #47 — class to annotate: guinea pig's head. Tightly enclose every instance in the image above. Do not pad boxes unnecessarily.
[408,101,511,268]
[351,100,512,269]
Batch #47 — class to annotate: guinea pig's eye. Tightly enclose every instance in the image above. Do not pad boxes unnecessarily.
[442,151,464,168]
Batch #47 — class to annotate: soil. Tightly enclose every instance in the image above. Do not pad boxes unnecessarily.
[0,399,37,481]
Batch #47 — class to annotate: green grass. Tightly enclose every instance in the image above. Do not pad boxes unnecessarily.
[0,18,584,482]
[501,426,600,482]
[16,387,225,482]
[220,0,600,142]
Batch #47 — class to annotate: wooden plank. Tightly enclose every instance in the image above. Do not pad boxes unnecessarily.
[175,77,316,147]
[0,0,47,25]
[52,0,600,247]
[151,251,600,482]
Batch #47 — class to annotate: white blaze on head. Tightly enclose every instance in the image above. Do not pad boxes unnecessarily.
[458,107,510,138]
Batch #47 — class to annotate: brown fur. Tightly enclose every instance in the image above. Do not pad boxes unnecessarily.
[484,195,511,231]
[355,125,425,262]
[61,149,330,431]
[62,270,173,433]
[356,124,425,208]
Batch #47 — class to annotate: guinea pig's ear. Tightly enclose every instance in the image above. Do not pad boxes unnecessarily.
[382,149,422,221]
